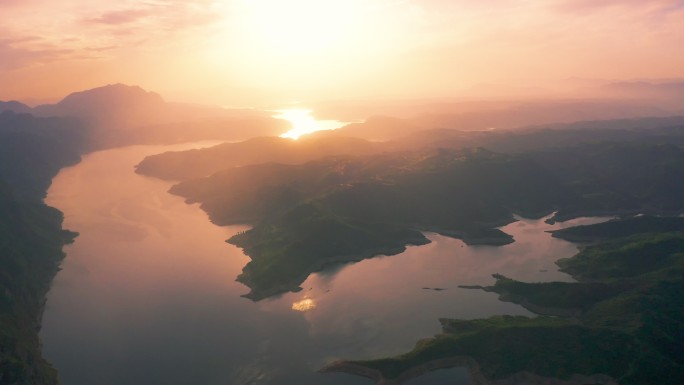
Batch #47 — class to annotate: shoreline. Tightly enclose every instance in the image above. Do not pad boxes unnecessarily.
[320,357,488,385]
[234,234,430,301]
[458,285,583,318]
[320,357,617,385]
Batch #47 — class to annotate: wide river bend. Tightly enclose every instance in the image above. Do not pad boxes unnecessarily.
[42,143,606,385]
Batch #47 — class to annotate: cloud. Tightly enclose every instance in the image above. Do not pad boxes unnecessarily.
[80,1,225,48]
[551,0,684,16]
[0,39,75,70]
[0,0,37,6]
[86,8,157,25]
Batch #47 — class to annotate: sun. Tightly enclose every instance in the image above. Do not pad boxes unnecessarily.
[238,0,364,56]
[277,108,348,139]
[278,109,321,139]
[203,0,416,102]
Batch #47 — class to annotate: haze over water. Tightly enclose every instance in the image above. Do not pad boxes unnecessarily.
[42,142,608,385]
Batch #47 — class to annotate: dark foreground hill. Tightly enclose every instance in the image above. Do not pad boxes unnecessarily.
[0,112,84,384]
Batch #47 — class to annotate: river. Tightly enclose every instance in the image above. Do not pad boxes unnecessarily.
[42,143,607,385]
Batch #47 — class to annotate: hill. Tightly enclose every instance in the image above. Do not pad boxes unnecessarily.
[136,135,381,180]
[135,115,684,182]
[159,139,684,300]
[0,111,85,384]
[0,101,33,114]
[32,84,288,149]
[332,231,684,384]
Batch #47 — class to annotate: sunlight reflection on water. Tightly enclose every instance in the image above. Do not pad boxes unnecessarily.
[42,143,611,385]
[292,297,317,312]
[276,108,347,139]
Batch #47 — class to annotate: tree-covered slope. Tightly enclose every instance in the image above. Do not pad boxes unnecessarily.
[166,140,684,300]
[170,148,575,299]
[340,231,684,384]
[0,181,78,385]
[0,111,84,384]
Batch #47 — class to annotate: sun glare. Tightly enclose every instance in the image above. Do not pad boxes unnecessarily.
[278,108,334,139]
[239,0,362,55]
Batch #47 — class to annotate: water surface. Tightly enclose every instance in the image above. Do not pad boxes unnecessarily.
[42,143,606,385]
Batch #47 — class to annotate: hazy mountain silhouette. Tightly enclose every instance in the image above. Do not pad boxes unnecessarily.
[136,135,380,180]
[0,111,85,200]
[598,80,684,99]
[329,116,419,141]
[590,80,684,112]
[322,100,674,141]
[28,84,287,149]
[0,100,33,114]
[33,83,167,130]
[136,115,684,181]
[0,110,84,384]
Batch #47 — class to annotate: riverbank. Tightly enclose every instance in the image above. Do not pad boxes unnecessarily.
[233,229,430,301]
[0,112,85,384]
[0,186,79,385]
[321,357,488,385]
[325,231,684,384]
[322,355,617,385]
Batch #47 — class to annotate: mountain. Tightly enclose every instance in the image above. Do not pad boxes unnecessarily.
[136,115,684,182]
[165,148,572,300]
[328,116,420,141]
[0,111,84,384]
[0,101,32,114]
[135,135,381,180]
[598,80,684,99]
[393,116,684,153]
[33,84,167,129]
[315,99,678,140]
[30,84,288,149]
[593,81,684,111]
[0,111,86,201]
[154,138,684,300]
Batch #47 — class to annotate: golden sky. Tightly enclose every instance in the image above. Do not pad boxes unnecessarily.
[1,0,683,105]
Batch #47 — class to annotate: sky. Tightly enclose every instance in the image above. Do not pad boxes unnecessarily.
[1,0,683,105]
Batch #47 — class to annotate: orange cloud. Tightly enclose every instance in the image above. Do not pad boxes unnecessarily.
[0,38,77,70]
[0,0,683,104]
[86,8,157,25]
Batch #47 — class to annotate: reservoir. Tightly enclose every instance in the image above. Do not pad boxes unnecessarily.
[42,143,606,385]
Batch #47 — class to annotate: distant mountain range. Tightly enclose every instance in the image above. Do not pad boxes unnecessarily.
[0,100,33,114]
[598,80,684,99]
[2,80,684,146]
[0,84,287,149]
[32,84,167,129]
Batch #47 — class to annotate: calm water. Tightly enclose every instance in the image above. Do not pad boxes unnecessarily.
[275,108,350,139]
[42,143,607,385]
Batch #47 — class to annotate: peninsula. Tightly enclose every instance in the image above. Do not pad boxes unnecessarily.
[145,136,684,300]
[324,220,684,384]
